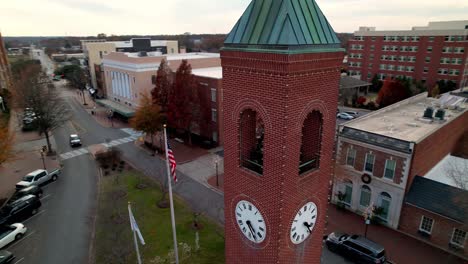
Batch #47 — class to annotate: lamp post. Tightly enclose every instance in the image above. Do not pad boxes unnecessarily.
[40,146,47,170]
[214,157,219,187]
[364,204,374,238]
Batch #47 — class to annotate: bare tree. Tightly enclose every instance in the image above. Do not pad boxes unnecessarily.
[15,70,70,153]
[445,159,468,190]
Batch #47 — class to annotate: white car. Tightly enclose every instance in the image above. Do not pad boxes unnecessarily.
[337,113,355,120]
[0,223,27,249]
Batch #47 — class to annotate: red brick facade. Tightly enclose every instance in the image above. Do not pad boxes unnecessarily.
[347,35,468,90]
[338,141,406,185]
[222,50,343,263]
[399,204,467,260]
[408,111,468,190]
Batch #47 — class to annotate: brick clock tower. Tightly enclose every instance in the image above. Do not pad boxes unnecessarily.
[221,0,344,263]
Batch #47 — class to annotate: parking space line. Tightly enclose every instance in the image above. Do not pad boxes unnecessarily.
[13,257,24,264]
[8,231,36,249]
[40,194,52,200]
[23,210,46,224]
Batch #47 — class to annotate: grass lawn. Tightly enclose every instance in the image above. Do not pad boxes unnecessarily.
[94,169,225,264]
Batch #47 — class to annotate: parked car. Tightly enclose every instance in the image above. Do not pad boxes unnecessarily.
[0,195,42,225]
[0,223,27,249]
[15,169,60,189]
[0,250,14,264]
[337,113,355,120]
[325,232,386,264]
[344,111,359,117]
[69,134,82,147]
[8,186,43,205]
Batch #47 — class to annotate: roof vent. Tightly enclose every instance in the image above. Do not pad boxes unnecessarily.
[435,109,446,120]
[138,51,148,57]
[423,107,434,119]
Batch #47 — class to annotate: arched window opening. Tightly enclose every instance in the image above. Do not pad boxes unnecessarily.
[299,111,323,174]
[378,192,392,221]
[240,109,264,175]
[359,185,372,207]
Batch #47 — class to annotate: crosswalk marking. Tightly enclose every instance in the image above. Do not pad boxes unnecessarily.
[59,128,144,161]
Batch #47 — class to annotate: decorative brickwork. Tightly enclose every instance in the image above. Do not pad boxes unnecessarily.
[222,49,343,263]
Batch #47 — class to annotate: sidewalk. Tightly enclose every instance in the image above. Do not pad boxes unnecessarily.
[0,110,60,202]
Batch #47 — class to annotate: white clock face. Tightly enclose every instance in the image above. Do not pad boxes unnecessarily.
[290,202,318,245]
[235,200,266,243]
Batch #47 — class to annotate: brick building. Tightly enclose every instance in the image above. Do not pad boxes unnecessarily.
[333,92,467,257]
[347,21,468,90]
[0,32,12,91]
[100,52,223,145]
[222,0,343,263]
[400,154,468,260]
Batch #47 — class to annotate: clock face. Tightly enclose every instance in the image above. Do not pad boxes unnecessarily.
[235,200,267,243]
[290,202,318,245]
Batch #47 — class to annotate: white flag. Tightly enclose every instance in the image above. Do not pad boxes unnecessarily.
[128,204,146,245]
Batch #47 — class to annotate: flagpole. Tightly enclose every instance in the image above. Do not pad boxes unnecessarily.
[164,125,179,264]
[128,202,143,264]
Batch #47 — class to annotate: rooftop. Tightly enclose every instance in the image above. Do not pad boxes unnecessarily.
[224,0,341,53]
[340,76,371,90]
[405,176,467,223]
[343,93,467,143]
[191,67,223,79]
[355,21,468,36]
[425,155,468,190]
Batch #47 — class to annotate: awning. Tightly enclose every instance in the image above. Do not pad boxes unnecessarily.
[96,99,135,118]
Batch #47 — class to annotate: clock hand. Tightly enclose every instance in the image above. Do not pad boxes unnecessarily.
[246,221,257,241]
[303,222,312,233]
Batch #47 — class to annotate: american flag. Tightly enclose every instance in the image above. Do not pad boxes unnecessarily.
[167,141,178,183]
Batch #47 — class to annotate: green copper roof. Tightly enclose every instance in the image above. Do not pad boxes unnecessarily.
[224,0,342,53]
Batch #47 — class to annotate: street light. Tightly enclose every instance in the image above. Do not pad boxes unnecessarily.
[214,156,220,187]
[40,145,47,170]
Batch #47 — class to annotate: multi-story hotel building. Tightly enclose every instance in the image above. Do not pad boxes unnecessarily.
[347,21,468,90]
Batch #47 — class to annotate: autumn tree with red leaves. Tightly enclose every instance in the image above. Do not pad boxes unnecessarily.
[130,93,162,155]
[151,59,171,112]
[167,60,199,145]
[376,79,411,108]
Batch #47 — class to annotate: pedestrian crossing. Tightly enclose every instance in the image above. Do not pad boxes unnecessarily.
[59,128,144,161]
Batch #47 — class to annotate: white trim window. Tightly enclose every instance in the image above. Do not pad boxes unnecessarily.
[451,229,467,248]
[419,216,434,234]
[346,148,357,167]
[364,153,375,173]
[343,180,353,205]
[359,185,371,207]
[211,109,217,122]
[378,192,392,221]
[211,88,217,103]
[384,159,396,180]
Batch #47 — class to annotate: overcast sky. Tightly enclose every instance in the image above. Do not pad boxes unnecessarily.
[1,0,467,36]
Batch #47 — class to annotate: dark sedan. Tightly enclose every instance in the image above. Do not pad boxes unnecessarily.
[325,232,386,264]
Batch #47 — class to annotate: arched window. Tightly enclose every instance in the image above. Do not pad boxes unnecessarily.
[239,109,264,175]
[299,111,323,174]
[342,180,353,205]
[378,192,392,221]
[359,185,372,207]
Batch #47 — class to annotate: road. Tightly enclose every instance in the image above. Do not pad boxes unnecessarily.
[4,49,351,264]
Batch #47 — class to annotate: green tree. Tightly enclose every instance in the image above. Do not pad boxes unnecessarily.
[130,93,163,155]
[370,74,383,92]
[55,65,86,89]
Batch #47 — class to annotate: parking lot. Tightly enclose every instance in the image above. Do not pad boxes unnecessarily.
[336,106,372,126]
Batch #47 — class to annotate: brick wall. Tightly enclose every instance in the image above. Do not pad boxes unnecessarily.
[338,141,406,184]
[222,50,343,264]
[399,204,467,259]
[194,75,221,144]
[408,111,468,190]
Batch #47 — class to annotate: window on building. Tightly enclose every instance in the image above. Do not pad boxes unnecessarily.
[452,58,462,65]
[392,36,399,42]
[346,148,356,166]
[211,109,217,122]
[212,131,218,142]
[438,69,449,75]
[442,47,452,53]
[367,73,372,78]
[454,47,465,54]
[151,75,157,85]
[406,66,415,72]
[171,48,175,54]
[343,180,353,205]
[368,63,373,69]
[411,36,420,42]
[359,185,371,207]
[211,88,217,102]
[378,192,392,221]
[425,57,431,63]
[99,51,103,59]
[379,64,386,70]
[423,67,428,73]
[299,111,323,174]
[383,36,390,42]
[371,37,376,41]
[428,36,435,42]
[370,45,375,51]
[370,54,374,60]
[451,229,467,248]
[402,36,410,42]
[419,216,434,234]
[449,69,460,76]
[397,65,405,72]
[384,159,396,180]
[239,109,264,175]
[364,153,375,173]
[427,46,433,52]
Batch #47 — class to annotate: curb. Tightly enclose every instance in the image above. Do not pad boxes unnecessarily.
[87,166,102,264]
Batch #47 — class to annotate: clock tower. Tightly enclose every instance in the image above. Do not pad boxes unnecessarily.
[221,0,344,263]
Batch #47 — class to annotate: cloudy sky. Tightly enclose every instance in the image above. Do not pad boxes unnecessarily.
[1,0,467,36]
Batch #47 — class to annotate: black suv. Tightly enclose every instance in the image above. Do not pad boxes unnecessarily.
[326,232,386,264]
[0,250,14,264]
[8,186,43,204]
[0,195,41,225]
